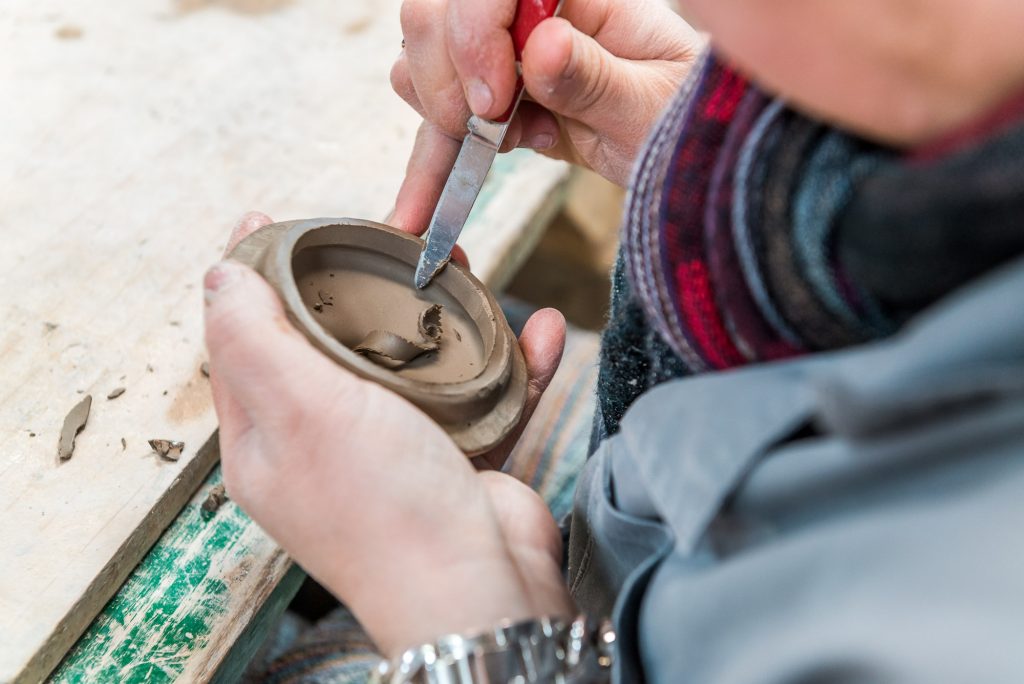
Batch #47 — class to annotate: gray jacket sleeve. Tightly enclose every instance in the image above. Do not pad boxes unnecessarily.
[568,260,1024,683]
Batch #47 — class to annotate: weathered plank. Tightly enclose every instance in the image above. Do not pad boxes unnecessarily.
[0,1,568,681]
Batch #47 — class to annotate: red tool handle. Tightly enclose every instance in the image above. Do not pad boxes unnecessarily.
[511,0,561,59]
[495,0,561,123]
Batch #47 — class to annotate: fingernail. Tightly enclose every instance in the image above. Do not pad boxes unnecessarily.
[204,261,241,304]
[526,133,555,150]
[467,78,494,116]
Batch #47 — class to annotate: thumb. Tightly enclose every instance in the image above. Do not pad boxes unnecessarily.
[518,308,567,420]
[203,260,340,431]
[522,18,636,131]
[475,308,566,471]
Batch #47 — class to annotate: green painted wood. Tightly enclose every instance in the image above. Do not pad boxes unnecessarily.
[209,565,306,684]
[50,466,295,683]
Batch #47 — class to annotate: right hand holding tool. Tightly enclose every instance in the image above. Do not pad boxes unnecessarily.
[389,0,703,236]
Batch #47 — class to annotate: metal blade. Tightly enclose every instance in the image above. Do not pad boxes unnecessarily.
[414,128,500,289]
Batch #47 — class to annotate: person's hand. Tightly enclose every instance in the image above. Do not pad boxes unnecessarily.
[204,212,575,656]
[389,0,703,234]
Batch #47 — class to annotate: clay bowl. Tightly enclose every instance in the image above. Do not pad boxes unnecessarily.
[228,218,527,455]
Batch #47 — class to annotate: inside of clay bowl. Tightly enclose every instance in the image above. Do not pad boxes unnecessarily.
[288,223,496,386]
[228,218,526,454]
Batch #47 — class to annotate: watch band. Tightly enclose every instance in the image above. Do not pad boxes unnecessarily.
[370,615,615,684]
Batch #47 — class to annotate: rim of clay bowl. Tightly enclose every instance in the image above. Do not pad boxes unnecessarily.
[269,218,510,403]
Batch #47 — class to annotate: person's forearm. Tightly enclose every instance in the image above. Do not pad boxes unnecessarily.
[682,0,1024,145]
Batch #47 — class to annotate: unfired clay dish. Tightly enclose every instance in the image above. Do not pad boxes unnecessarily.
[228,218,527,455]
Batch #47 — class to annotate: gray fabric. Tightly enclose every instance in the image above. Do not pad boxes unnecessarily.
[570,258,1024,682]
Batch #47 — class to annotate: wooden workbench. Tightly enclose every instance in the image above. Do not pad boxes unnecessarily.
[0,2,568,681]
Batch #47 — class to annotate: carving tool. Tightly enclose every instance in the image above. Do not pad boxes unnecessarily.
[414,0,563,289]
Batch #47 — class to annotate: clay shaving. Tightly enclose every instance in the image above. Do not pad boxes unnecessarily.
[202,483,229,513]
[58,395,92,461]
[312,290,334,313]
[107,387,126,400]
[149,439,185,461]
[418,304,443,342]
[200,362,210,378]
[355,304,443,370]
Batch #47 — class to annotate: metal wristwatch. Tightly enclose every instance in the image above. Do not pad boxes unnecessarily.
[370,615,615,683]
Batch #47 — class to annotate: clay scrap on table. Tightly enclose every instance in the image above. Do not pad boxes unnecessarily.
[58,395,92,461]
[202,483,229,513]
[149,439,185,462]
[355,304,444,370]
[107,387,126,400]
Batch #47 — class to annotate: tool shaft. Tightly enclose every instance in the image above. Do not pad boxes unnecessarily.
[414,0,562,289]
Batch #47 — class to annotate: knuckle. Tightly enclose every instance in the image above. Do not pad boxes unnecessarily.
[418,107,465,142]
[578,54,613,111]
[390,58,411,97]
[400,0,444,40]
[438,112,468,139]
[433,81,471,135]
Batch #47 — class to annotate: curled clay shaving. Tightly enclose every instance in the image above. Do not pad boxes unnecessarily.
[58,395,92,461]
[149,439,185,462]
[418,304,443,342]
[355,304,443,370]
[354,331,438,369]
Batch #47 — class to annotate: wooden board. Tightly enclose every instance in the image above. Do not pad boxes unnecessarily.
[0,1,568,681]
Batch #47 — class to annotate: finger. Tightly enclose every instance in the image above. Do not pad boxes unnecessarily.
[225,211,273,256]
[560,0,700,62]
[522,18,633,133]
[497,111,524,153]
[391,121,461,236]
[401,0,470,139]
[208,358,253,459]
[211,212,275,466]
[446,0,519,119]
[496,107,559,155]
[450,244,470,269]
[474,308,565,470]
[523,17,688,146]
[479,471,568,573]
[517,307,566,427]
[390,52,427,119]
[478,472,576,618]
[511,102,560,153]
[204,260,355,432]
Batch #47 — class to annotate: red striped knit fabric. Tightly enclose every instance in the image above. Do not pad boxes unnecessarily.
[660,63,749,369]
